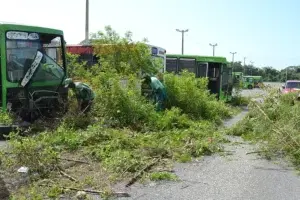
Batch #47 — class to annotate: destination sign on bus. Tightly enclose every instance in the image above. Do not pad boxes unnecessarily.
[6,31,39,40]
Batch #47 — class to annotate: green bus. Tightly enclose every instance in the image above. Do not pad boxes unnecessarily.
[242,75,263,89]
[233,72,243,81]
[242,76,255,89]
[252,76,263,88]
[166,54,233,101]
[0,23,68,130]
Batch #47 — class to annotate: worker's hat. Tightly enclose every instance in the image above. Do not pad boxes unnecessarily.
[63,78,73,88]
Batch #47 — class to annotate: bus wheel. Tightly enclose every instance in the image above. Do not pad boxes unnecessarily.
[248,85,253,89]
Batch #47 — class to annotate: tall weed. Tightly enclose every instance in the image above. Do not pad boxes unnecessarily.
[229,91,300,167]
[164,71,231,122]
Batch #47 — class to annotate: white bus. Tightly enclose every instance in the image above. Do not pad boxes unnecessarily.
[66,43,166,72]
[147,44,167,73]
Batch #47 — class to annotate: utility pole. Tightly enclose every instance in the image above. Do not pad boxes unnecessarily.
[286,67,288,81]
[250,61,254,75]
[85,0,89,42]
[209,43,218,56]
[230,52,237,72]
[176,29,189,55]
[243,57,246,74]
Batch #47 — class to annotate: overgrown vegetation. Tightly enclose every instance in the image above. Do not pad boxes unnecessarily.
[0,26,235,199]
[164,72,232,122]
[230,80,250,106]
[229,88,300,168]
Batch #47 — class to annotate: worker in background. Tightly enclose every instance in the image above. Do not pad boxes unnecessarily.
[63,78,95,113]
[143,75,167,111]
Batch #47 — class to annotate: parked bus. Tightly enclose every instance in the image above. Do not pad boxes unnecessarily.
[242,76,255,89]
[242,75,263,89]
[233,72,243,83]
[66,43,167,72]
[165,54,233,101]
[0,23,68,131]
[66,44,96,66]
[252,76,263,88]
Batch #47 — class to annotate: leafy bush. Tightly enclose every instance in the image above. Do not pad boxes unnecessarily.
[228,91,300,167]
[3,132,59,177]
[164,71,231,121]
[2,26,235,199]
[91,25,162,75]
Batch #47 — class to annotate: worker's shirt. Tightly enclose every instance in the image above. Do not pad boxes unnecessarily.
[74,82,95,101]
[150,77,164,91]
[150,77,167,97]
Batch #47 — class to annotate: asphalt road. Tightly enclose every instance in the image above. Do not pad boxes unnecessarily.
[113,106,300,200]
[112,85,300,200]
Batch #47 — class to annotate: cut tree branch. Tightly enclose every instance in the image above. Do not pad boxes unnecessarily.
[126,157,161,187]
[39,184,130,197]
[58,157,90,164]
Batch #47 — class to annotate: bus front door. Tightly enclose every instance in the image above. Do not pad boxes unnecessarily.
[196,62,208,78]
[207,63,221,98]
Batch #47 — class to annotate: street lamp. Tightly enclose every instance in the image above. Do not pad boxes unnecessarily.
[243,57,246,74]
[85,0,89,42]
[250,61,254,75]
[176,29,189,55]
[230,52,237,72]
[209,43,218,56]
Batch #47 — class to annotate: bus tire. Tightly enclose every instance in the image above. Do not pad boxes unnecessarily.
[248,85,253,89]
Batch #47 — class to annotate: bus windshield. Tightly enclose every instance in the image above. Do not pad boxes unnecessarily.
[5,31,65,84]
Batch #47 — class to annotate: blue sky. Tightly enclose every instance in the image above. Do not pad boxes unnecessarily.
[1,0,300,69]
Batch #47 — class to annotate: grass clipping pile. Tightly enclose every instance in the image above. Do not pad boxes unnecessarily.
[229,88,300,168]
[0,26,234,199]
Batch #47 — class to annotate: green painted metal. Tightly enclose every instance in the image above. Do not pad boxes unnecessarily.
[166,54,232,102]
[0,23,66,111]
[0,23,63,36]
[243,75,263,89]
[242,76,255,89]
[166,54,228,64]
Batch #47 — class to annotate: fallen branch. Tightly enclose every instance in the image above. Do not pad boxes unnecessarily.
[126,157,161,187]
[246,151,267,155]
[66,187,129,197]
[58,157,89,164]
[121,163,137,177]
[59,170,78,182]
[39,184,130,197]
[56,165,78,182]
[150,169,175,173]
[253,102,300,147]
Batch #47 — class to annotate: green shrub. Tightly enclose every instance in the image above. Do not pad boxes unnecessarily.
[229,92,300,168]
[149,172,178,181]
[164,71,231,121]
[4,132,59,177]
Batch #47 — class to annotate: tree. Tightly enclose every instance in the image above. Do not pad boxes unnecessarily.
[89,26,162,77]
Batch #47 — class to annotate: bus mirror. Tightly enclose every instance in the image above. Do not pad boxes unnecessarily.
[282,84,285,89]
